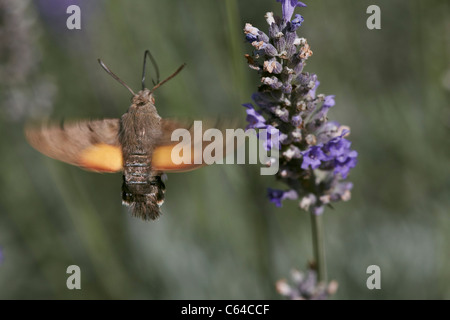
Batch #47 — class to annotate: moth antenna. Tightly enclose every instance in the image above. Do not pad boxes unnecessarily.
[142,50,160,89]
[97,59,136,96]
[150,63,186,94]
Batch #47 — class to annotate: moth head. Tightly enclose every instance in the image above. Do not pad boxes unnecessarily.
[133,89,155,105]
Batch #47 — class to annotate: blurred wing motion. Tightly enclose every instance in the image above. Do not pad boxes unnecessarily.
[153,119,237,172]
[25,118,237,173]
[25,119,123,172]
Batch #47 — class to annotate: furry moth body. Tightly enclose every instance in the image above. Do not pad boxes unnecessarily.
[120,89,166,220]
[25,53,220,221]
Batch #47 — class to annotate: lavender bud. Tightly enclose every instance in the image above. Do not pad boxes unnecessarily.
[285,31,296,48]
[283,146,302,160]
[258,31,270,43]
[315,121,340,143]
[299,42,313,60]
[279,50,289,60]
[275,34,286,54]
[305,134,317,145]
[338,126,351,137]
[320,195,331,204]
[283,66,295,74]
[263,43,278,56]
[246,33,258,42]
[289,14,304,31]
[341,190,351,201]
[282,83,293,94]
[291,115,302,127]
[294,37,307,46]
[264,60,283,74]
[300,193,317,211]
[252,41,265,50]
[293,61,305,74]
[286,44,297,60]
[265,12,275,25]
[291,128,302,142]
[275,106,290,122]
[282,96,292,107]
[262,76,283,89]
[275,31,284,39]
[280,169,288,178]
[279,132,290,144]
[244,23,259,37]
[296,72,313,87]
[276,280,292,296]
[308,80,317,90]
[296,100,307,111]
[269,23,280,39]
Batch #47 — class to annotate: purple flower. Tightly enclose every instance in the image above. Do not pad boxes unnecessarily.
[260,125,281,151]
[308,80,320,98]
[243,104,282,151]
[292,115,302,126]
[322,135,358,178]
[276,0,307,22]
[243,103,266,130]
[0,247,3,264]
[323,95,335,108]
[312,95,335,121]
[301,145,327,170]
[289,14,304,31]
[268,188,284,207]
[329,181,353,202]
[333,150,358,178]
[268,188,298,207]
[246,33,258,42]
[323,135,350,159]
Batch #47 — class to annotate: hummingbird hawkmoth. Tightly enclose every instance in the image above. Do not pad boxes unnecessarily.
[26,51,227,221]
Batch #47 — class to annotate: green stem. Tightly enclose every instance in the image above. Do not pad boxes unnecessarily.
[311,212,327,283]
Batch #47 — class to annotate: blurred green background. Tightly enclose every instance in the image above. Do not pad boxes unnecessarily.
[0,0,449,299]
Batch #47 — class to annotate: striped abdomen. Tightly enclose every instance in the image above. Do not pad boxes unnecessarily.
[122,152,165,220]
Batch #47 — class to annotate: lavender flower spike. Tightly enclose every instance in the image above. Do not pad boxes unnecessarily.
[276,0,307,22]
[242,0,357,300]
[242,1,357,213]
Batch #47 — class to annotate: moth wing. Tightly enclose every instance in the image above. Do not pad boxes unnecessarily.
[152,119,236,172]
[25,119,123,172]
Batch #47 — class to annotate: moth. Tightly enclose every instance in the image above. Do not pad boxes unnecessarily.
[26,51,225,221]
